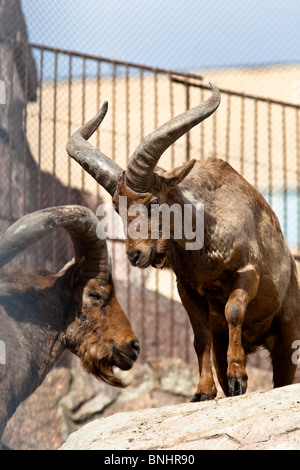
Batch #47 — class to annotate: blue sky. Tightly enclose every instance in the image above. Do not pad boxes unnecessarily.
[21,0,300,72]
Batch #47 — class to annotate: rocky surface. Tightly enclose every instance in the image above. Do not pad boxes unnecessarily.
[60,384,300,450]
[2,357,276,450]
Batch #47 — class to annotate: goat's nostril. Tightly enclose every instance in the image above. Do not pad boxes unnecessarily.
[130,339,140,356]
[127,250,141,265]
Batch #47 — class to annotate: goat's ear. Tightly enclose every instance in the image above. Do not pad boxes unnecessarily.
[160,159,196,192]
[62,257,85,288]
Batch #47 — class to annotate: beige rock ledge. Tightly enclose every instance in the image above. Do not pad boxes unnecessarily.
[59,383,300,450]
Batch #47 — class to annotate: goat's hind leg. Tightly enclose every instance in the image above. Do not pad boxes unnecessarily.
[268,309,300,388]
[177,282,217,402]
[268,266,300,388]
[225,264,260,396]
[212,332,230,397]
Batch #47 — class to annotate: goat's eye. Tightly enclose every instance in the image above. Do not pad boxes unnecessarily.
[151,198,159,206]
[89,292,101,300]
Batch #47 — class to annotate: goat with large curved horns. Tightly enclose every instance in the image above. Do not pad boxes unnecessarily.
[66,85,300,402]
[0,205,139,439]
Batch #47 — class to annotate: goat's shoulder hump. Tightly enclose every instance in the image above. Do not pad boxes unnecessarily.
[0,267,53,293]
[179,158,242,196]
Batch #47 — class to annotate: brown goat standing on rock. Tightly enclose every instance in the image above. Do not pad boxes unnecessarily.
[0,205,139,439]
[66,84,300,401]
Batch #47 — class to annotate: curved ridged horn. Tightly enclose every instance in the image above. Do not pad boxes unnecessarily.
[126,82,221,193]
[66,102,123,197]
[0,205,110,283]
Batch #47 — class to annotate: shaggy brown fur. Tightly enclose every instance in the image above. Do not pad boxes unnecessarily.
[0,263,139,438]
[0,210,140,443]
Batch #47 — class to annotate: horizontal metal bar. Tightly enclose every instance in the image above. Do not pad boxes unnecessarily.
[171,76,300,109]
[27,42,203,80]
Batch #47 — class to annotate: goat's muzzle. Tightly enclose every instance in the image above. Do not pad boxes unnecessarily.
[126,246,167,269]
[127,249,141,266]
[112,339,140,370]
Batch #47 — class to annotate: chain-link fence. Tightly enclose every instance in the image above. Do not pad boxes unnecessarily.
[1,0,300,365]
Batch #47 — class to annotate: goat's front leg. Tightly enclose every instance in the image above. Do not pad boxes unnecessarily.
[225,264,260,396]
[177,281,217,402]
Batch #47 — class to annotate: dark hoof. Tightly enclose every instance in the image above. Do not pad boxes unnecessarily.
[228,377,247,396]
[190,392,215,402]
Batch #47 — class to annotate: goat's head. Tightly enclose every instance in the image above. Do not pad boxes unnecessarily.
[0,205,139,387]
[63,269,140,387]
[66,84,220,269]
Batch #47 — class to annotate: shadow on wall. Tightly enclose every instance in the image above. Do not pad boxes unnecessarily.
[0,0,102,271]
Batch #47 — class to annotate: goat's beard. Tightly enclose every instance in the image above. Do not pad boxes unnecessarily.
[151,251,167,269]
[151,239,168,269]
[76,342,125,388]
